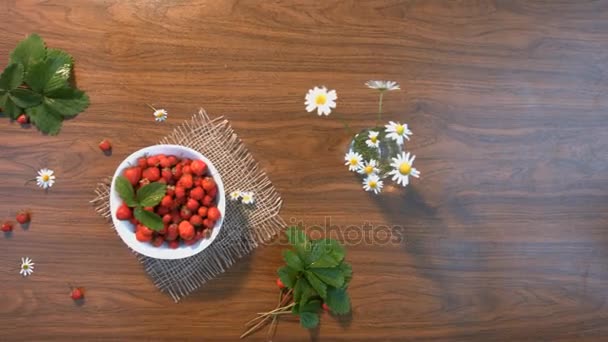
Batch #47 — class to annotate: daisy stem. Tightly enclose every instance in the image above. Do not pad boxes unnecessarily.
[377,91,384,126]
[145,103,157,111]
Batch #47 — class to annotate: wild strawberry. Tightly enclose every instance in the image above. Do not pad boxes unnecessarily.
[175,196,186,206]
[129,218,139,226]
[207,187,217,199]
[158,224,168,235]
[322,303,330,311]
[171,212,181,224]
[161,168,172,182]
[123,167,142,186]
[116,203,132,220]
[159,157,171,168]
[137,224,154,237]
[207,206,221,221]
[203,218,215,229]
[167,155,178,166]
[1,221,13,232]
[142,167,161,182]
[175,186,186,199]
[166,185,175,197]
[16,114,29,125]
[180,206,192,220]
[156,205,169,216]
[168,240,180,249]
[276,278,286,289]
[136,229,152,242]
[197,206,208,218]
[190,160,207,176]
[162,214,172,224]
[166,223,178,237]
[160,195,173,208]
[172,164,183,180]
[178,220,195,240]
[98,139,111,152]
[181,158,192,166]
[157,178,167,185]
[70,287,84,300]
[195,230,206,241]
[16,211,31,224]
[147,156,160,167]
[178,174,193,189]
[190,215,203,227]
[186,198,199,212]
[137,157,148,168]
[202,195,213,207]
[201,177,216,191]
[152,236,165,247]
[190,187,205,200]
[182,165,192,175]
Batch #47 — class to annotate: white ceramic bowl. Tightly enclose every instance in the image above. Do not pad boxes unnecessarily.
[109,145,225,260]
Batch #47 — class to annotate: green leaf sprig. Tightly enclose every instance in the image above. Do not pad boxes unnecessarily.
[115,176,166,230]
[0,34,89,135]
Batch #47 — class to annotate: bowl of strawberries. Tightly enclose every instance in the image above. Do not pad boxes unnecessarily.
[109,145,225,259]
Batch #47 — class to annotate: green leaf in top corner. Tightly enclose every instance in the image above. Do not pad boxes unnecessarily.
[304,271,327,299]
[115,176,137,207]
[134,207,164,231]
[308,239,345,268]
[283,250,304,271]
[311,267,344,288]
[326,287,351,314]
[10,34,46,70]
[0,63,24,91]
[299,312,319,329]
[136,182,167,207]
[25,103,63,135]
[277,265,298,288]
[44,86,89,118]
[9,88,42,108]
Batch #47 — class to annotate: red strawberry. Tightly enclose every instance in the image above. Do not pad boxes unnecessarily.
[208,206,221,221]
[142,167,161,182]
[161,168,172,182]
[175,186,186,199]
[147,156,160,167]
[162,214,172,224]
[137,224,154,237]
[152,236,165,247]
[181,158,192,166]
[15,211,31,224]
[160,195,173,208]
[98,139,111,152]
[186,198,199,212]
[143,206,154,212]
[129,218,139,226]
[166,185,175,197]
[167,155,178,166]
[190,187,205,200]
[207,187,217,198]
[157,178,167,185]
[195,230,206,241]
[171,212,181,224]
[70,287,85,300]
[172,165,183,180]
[203,218,215,229]
[159,157,171,168]
[1,221,13,232]
[17,114,29,125]
[276,278,286,289]
[136,229,152,242]
[168,240,179,249]
[123,167,142,186]
[197,206,208,218]
[201,177,216,191]
[139,178,150,187]
[182,165,192,175]
[322,303,330,311]
[156,205,169,216]
[178,220,195,240]
[202,195,213,207]
[166,223,178,238]
[180,207,192,220]
[190,160,207,176]
[178,174,193,189]
[116,203,132,220]
[190,215,203,227]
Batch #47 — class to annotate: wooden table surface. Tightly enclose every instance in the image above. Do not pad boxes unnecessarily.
[2,1,608,341]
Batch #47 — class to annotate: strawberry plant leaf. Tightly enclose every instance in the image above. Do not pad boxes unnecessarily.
[9,88,42,108]
[44,86,89,118]
[299,299,321,313]
[25,103,63,135]
[286,226,311,260]
[308,239,345,268]
[24,59,54,93]
[0,63,24,91]
[311,267,344,288]
[0,94,21,119]
[293,277,315,303]
[326,287,351,314]
[134,207,164,231]
[10,34,46,70]
[137,182,167,207]
[283,250,304,271]
[277,265,298,288]
[115,176,137,207]
[304,271,327,299]
[299,312,319,329]
[338,262,353,286]
[44,48,73,92]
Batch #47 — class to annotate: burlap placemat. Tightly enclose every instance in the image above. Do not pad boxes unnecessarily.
[91,109,285,302]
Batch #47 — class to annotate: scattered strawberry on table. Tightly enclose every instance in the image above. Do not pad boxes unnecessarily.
[1,221,13,232]
[114,154,221,248]
[15,210,31,225]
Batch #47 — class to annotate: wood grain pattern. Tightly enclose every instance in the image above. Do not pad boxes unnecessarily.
[1,0,608,340]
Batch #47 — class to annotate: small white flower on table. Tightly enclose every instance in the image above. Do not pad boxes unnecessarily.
[36,168,55,189]
[20,257,35,277]
[388,152,420,187]
[305,86,337,116]
[344,151,363,172]
[363,174,383,194]
[229,191,241,201]
[365,131,380,149]
[365,80,400,92]
[357,159,379,177]
[241,192,255,204]
[153,109,168,122]
[385,121,412,146]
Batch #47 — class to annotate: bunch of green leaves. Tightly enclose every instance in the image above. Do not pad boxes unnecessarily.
[115,176,167,230]
[277,227,353,329]
[0,34,89,135]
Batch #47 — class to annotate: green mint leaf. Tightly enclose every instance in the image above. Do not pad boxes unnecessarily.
[134,207,164,231]
[338,262,353,286]
[136,182,167,207]
[326,287,351,314]
[294,277,315,304]
[44,86,89,117]
[9,88,42,108]
[308,239,345,268]
[25,103,63,135]
[277,266,298,288]
[311,267,344,288]
[304,271,327,299]
[299,299,321,313]
[10,34,46,70]
[283,250,304,271]
[299,312,319,329]
[0,63,24,91]
[286,226,311,260]
[115,176,137,207]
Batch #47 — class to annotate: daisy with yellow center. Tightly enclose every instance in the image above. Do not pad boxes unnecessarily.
[229,191,241,201]
[363,174,383,194]
[388,152,420,187]
[357,159,379,176]
[36,168,55,189]
[20,257,35,277]
[365,131,380,149]
[344,151,363,172]
[305,86,337,116]
[153,109,168,122]
[241,191,255,204]
[365,80,400,92]
[385,121,412,145]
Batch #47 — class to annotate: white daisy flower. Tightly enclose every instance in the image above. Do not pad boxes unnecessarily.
[229,191,241,201]
[36,168,55,189]
[153,109,168,122]
[363,174,383,194]
[357,159,379,176]
[365,80,400,91]
[388,152,420,187]
[365,131,380,149]
[20,257,35,277]
[385,121,412,145]
[305,86,337,116]
[344,151,363,172]
[241,191,255,204]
